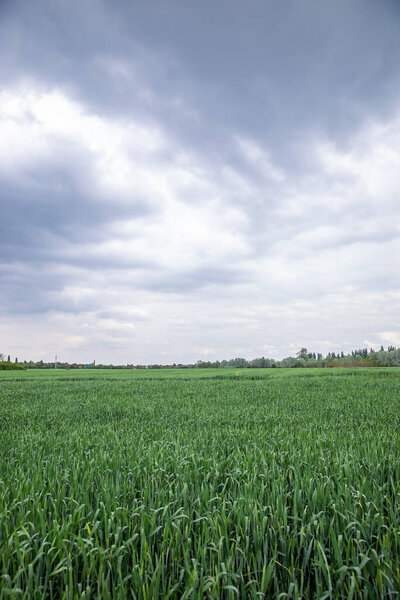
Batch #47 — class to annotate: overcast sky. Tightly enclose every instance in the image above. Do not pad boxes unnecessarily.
[1,0,400,364]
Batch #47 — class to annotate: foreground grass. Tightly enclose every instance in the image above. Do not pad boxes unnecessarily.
[0,368,399,599]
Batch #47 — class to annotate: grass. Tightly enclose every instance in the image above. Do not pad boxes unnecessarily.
[0,368,399,598]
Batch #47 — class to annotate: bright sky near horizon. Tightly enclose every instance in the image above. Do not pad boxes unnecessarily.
[1,0,400,364]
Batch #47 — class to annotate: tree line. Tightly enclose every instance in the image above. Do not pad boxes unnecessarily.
[195,346,400,368]
[2,346,399,370]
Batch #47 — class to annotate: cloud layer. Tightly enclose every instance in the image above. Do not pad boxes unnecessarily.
[1,0,399,362]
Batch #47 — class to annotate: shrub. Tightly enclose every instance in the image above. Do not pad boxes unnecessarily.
[0,362,26,370]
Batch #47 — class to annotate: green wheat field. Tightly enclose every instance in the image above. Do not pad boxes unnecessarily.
[0,368,399,599]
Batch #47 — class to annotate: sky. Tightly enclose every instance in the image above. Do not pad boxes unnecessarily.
[1,0,400,364]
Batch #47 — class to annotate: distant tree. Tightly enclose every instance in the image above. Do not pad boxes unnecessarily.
[227,357,248,368]
[250,357,265,368]
[296,348,309,360]
[280,356,298,368]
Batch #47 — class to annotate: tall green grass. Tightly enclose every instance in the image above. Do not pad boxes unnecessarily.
[0,369,399,598]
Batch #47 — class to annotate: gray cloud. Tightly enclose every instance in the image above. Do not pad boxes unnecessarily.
[1,0,400,362]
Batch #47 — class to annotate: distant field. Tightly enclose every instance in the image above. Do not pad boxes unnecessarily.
[1,365,394,379]
[1,368,399,599]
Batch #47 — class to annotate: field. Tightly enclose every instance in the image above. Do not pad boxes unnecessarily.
[0,368,399,599]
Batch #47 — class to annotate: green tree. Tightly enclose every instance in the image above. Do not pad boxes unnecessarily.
[296,348,309,360]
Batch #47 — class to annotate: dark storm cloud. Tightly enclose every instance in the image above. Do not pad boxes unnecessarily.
[2,0,400,147]
[0,174,151,260]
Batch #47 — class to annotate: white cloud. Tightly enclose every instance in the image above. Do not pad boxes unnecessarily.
[1,80,400,363]
[378,331,400,347]
[0,84,250,269]
[235,136,285,182]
